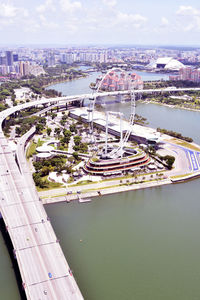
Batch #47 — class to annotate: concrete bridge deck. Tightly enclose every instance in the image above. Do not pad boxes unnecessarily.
[0,103,84,298]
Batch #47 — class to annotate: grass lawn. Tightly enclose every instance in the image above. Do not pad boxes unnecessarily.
[167,138,200,151]
[36,178,63,192]
[26,141,37,158]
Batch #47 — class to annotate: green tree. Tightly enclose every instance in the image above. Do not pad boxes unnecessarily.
[70,123,77,133]
[72,151,79,160]
[47,128,52,136]
[36,123,44,134]
[54,127,61,137]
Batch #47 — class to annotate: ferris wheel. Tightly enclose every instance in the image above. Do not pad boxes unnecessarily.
[87,68,136,156]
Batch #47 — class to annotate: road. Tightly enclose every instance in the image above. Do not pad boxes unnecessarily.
[0,107,84,298]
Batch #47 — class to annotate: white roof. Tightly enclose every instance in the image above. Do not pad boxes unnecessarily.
[36,153,52,158]
[36,145,54,153]
[164,59,185,70]
[147,57,185,71]
[156,57,173,65]
[156,57,185,70]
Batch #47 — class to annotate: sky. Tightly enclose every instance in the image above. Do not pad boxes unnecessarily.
[0,0,200,46]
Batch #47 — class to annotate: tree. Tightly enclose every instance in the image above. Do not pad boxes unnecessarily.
[41,166,50,176]
[54,127,61,137]
[47,128,52,136]
[74,135,81,146]
[15,126,22,136]
[62,129,72,143]
[72,151,79,160]
[70,123,77,133]
[163,155,175,170]
[51,112,57,119]
[36,123,44,134]
[32,173,47,188]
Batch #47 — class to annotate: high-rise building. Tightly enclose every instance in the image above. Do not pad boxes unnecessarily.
[5,51,13,66]
[13,54,19,62]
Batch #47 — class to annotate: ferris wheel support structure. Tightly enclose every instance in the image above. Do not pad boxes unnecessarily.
[88,68,136,154]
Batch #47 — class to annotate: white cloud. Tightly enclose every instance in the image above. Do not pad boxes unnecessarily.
[39,14,59,29]
[115,12,147,28]
[0,3,17,18]
[0,2,29,29]
[36,0,55,13]
[176,6,200,16]
[161,17,169,26]
[176,6,200,32]
[102,0,117,8]
[59,0,82,13]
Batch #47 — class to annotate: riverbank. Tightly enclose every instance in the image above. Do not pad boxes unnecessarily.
[139,99,200,113]
[44,73,88,89]
[42,177,172,204]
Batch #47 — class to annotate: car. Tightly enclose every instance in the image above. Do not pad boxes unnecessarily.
[48,272,52,279]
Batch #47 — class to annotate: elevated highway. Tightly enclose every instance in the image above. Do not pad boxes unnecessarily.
[0,102,84,298]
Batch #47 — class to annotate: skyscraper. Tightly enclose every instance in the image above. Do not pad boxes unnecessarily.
[5,51,13,66]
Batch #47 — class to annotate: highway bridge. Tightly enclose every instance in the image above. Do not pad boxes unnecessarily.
[0,86,199,299]
[0,102,84,298]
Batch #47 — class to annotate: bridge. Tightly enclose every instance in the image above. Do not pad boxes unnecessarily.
[0,85,199,299]
[0,102,84,297]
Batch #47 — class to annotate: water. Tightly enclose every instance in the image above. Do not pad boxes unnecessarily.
[44,72,200,299]
[46,179,200,300]
[46,70,170,97]
[46,72,101,96]
[0,231,21,299]
[103,101,200,144]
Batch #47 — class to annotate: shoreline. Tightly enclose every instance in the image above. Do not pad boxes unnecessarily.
[44,73,88,89]
[139,99,200,113]
[41,169,200,205]
[40,167,200,205]
[42,178,172,205]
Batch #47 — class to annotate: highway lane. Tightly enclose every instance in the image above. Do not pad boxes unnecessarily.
[0,100,84,298]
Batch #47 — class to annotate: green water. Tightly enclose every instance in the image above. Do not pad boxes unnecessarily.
[0,232,21,299]
[46,180,200,300]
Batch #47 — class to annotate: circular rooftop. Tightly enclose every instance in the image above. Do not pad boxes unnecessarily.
[36,153,52,159]
[36,145,54,153]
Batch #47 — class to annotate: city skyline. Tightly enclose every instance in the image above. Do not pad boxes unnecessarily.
[0,0,200,46]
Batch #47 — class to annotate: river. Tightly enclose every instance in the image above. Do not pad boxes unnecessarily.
[45,71,200,300]
[1,71,200,299]
[46,70,170,96]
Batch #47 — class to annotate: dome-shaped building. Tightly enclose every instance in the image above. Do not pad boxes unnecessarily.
[147,57,185,71]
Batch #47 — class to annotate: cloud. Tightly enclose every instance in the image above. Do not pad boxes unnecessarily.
[59,0,82,13]
[0,2,29,28]
[115,12,147,28]
[176,5,200,32]
[0,3,17,18]
[102,0,117,8]
[176,6,200,16]
[36,0,55,13]
[161,17,169,27]
[39,14,59,29]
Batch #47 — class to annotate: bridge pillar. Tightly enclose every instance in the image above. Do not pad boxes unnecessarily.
[80,99,84,107]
